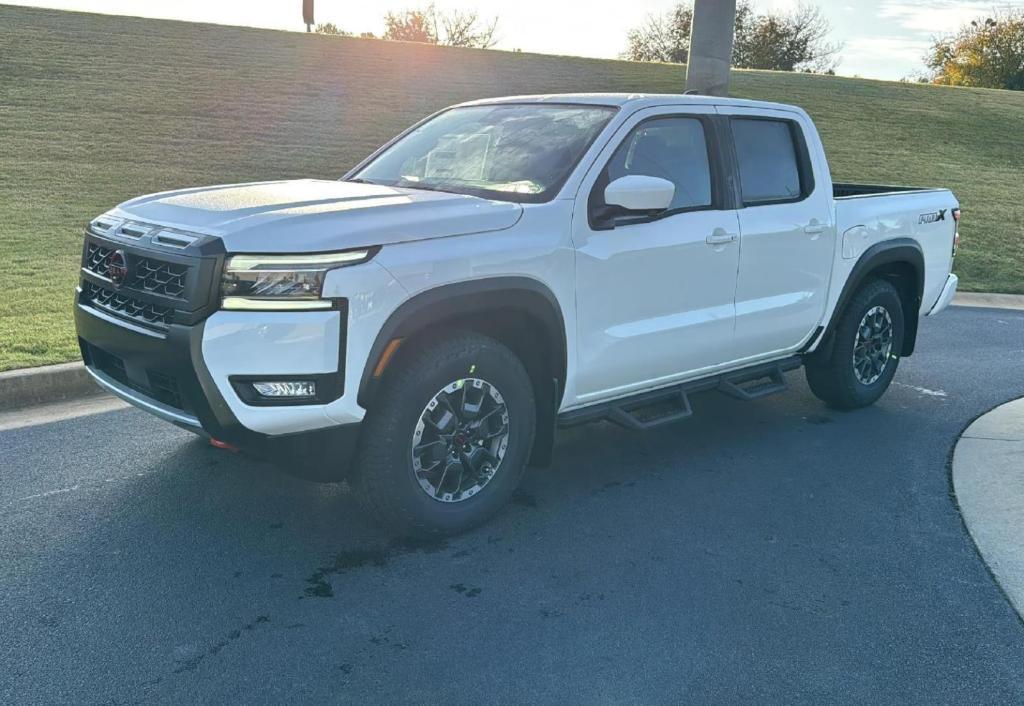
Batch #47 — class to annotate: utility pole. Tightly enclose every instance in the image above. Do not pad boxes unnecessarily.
[685,0,736,96]
[303,0,314,32]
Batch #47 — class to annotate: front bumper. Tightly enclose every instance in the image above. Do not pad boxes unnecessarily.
[87,362,203,432]
[927,273,959,316]
[75,302,362,477]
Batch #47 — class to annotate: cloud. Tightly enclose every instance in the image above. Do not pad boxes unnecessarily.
[878,1,1019,35]
[845,35,932,62]
[837,34,936,79]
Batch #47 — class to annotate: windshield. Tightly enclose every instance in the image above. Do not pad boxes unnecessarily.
[349,104,617,203]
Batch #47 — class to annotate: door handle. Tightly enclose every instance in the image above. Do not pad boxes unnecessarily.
[804,223,827,235]
[706,230,738,246]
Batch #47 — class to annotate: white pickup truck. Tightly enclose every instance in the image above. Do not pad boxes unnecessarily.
[76,93,960,535]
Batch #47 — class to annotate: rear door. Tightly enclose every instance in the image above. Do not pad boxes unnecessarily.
[716,107,836,359]
[569,106,741,402]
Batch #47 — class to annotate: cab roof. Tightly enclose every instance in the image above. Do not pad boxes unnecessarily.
[458,92,799,114]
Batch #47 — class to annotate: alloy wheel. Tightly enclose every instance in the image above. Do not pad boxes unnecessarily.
[852,305,894,385]
[411,378,510,503]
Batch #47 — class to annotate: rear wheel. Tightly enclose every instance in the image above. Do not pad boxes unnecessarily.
[352,331,536,536]
[805,278,905,410]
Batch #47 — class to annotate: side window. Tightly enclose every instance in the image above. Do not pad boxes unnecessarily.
[602,117,713,211]
[731,118,806,205]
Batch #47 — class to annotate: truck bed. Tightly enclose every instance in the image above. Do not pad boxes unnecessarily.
[833,183,943,199]
[831,184,957,316]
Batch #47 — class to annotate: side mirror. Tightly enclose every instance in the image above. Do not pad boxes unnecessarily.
[604,175,675,212]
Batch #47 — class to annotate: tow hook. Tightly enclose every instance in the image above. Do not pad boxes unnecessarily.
[209,438,240,452]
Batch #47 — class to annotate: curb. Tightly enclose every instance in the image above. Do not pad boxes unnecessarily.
[953,292,1024,310]
[952,397,1024,621]
[0,362,103,412]
[1,291,1021,413]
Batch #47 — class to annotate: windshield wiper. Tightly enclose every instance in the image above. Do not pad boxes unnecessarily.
[347,177,457,194]
[395,182,458,194]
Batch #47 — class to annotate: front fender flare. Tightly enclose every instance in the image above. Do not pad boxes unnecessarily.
[357,277,567,409]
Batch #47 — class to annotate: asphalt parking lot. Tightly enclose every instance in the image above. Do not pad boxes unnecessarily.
[2,305,1023,704]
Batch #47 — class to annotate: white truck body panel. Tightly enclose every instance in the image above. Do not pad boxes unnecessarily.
[928,273,959,316]
[833,191,956,314]
[202,309,344,434]
[569,105,742,401]
[718,105,836,360]
[78,93,959,439]
[374,203,582,402]
[112,180,524,252]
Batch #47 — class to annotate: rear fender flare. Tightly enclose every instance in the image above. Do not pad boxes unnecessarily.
[819,238,924,357]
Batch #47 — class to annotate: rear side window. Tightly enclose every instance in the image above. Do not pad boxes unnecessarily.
[731,118,806,205]
[603,117,713,211]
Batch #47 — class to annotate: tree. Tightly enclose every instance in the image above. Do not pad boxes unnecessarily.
[733,3,839,73]
[315,22,375,38]
[315,22,350,36]
[623,1,840,73]
[383,8,434,43]
[382,4,499,49]
[623,4,692,64]
[926,10,1024,90]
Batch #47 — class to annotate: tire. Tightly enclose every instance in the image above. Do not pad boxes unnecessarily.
[805,278,905,410]
[351,330,536,536]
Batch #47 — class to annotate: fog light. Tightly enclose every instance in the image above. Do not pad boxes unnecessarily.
[252,381,316,399]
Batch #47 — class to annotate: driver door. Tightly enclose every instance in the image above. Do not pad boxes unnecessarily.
[570,107,741,403]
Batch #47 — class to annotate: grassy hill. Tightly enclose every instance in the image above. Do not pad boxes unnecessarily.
[1,4,1022,371]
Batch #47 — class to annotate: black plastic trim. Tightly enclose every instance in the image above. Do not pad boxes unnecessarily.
[75,303,361,478]
[559,356,802,428]
[820,238,924,357]
[229,373,344,407]
[80,229,226,327]
[833,183,941,199]
[358,277,567,408]
[798,326,825,354]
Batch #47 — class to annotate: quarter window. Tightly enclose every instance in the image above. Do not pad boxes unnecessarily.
[603,117,713,211]
[731,118,805,204]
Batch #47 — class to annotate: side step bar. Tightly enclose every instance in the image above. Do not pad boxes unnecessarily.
[558,356,803,431]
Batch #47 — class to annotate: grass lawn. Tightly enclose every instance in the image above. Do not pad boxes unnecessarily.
[1,5,1022,371]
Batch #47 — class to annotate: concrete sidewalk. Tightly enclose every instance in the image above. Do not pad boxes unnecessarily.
[953,397,1024,618]
[954,292,1024,311]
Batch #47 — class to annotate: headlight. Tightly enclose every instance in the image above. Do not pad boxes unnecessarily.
[220,248,375,311]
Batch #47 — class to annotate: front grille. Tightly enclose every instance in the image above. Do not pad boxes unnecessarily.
[79,225,222,330]
[85,243,114,278]
[82,281,174,328]
[146,370,185,409]
[90,343,127,379]
[128,258,188,298]
[83,244,190,299]
[86,343,188,412]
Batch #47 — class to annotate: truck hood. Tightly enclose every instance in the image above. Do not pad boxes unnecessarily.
[110,179,524,252]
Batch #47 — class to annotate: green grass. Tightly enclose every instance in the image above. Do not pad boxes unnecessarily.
[1,5,1022,371]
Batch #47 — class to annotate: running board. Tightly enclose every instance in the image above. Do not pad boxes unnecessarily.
[718,363,791,400]
[558,356,802,430]
[603,386,693,431]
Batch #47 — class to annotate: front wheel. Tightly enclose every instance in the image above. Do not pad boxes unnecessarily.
[805,278,905,410]
[351,331,536,536]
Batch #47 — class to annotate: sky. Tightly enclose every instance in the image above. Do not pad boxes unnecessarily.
[7,0,1024,80]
